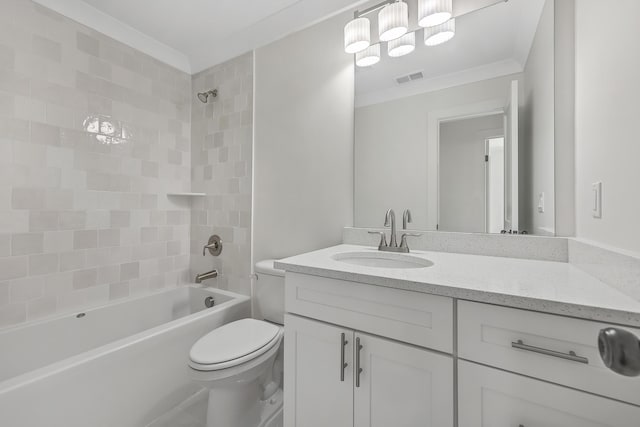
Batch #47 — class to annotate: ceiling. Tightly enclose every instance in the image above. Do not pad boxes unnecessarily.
[356,0,547,107]
[33,0,367,73]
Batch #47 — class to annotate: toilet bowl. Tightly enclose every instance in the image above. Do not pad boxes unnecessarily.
[189,318,283,427]
[189,260,285,427]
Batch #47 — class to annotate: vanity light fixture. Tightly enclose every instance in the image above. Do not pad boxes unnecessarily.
[347,0,504,66]
[424,18,456,46]
[418,0,453,28]
[344,17,371,53]
[388,32,416,57]
[378,1,409,42]
[356,44,381,67]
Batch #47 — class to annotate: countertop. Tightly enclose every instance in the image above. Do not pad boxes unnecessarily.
[275,244,640,327]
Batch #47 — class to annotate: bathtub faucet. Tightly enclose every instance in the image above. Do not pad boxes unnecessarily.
[195,269,218,284]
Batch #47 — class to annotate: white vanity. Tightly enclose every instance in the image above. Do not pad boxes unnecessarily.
[276,244,640,427]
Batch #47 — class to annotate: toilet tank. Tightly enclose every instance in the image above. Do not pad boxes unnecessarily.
[254,260,285,325]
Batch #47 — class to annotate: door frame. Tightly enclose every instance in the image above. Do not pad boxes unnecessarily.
[428,99,505,231]
[484,136,506,233]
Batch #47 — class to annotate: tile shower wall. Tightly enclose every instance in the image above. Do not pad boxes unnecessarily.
[190,53,253,296]
[0,1,192,328]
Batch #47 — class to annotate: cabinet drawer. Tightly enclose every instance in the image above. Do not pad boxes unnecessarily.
[458,300,640,405]
[459,361,640,427]
[285,273,453,353]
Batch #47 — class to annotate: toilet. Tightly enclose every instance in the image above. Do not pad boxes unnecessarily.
[189,260,285,427]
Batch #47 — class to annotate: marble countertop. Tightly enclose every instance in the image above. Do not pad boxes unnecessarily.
[275,244,640,327]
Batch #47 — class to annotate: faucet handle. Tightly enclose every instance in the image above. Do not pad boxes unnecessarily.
[399,233,421,250]
[368,231,388,250]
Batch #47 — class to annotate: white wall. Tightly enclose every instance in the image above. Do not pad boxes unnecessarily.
[553,0,576,237]
[253,12,354,263]
[439,115,504,233]
[355,74,521,230]
[575,0,640,253]
[521,0,555,236]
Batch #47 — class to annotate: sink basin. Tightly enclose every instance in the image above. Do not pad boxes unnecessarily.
[331,251,433,269]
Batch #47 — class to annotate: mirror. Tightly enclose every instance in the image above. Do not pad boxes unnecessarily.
[354,0,554,235]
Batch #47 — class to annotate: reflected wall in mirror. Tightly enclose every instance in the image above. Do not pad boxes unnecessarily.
[354,0,555,235]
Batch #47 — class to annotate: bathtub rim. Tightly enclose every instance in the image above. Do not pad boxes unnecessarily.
[0,285,250,395]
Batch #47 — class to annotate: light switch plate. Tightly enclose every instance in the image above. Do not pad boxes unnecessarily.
[537,192,545,213]
[592,182,602,218]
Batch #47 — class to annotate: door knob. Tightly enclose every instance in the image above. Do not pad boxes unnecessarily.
[598,327,640,377]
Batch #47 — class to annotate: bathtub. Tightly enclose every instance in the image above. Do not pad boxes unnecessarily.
[0,285,251,427]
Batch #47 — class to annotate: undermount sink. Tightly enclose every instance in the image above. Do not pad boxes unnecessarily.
[331,251,434,269]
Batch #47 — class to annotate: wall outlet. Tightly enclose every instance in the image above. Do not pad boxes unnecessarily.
[592,182,602,218]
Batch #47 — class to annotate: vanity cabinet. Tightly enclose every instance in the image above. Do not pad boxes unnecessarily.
[284,272,454,352]
[284,314,454,427]
[458,300,640,406]
[283,314,353,427]
[283,271,640,427]
[458,361,640,427]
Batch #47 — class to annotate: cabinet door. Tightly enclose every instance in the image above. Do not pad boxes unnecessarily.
[284,314,354,427]
[354,332,454,427]
[459,360,640,427]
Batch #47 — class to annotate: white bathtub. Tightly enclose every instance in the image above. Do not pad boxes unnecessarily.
[0,285,251,427]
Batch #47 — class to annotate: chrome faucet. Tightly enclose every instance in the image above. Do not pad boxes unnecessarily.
[369,209,421,253]
[384,209,398,248]
[195,269,218,284]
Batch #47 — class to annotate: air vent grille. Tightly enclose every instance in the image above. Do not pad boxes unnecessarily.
[395,71,424,85]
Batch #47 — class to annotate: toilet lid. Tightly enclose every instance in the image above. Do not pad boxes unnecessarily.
[190,318,281,366]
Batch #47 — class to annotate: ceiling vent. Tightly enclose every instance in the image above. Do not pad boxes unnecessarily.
[395,71,424,85]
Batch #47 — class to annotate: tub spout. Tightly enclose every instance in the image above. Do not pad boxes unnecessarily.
[195,269,218,284]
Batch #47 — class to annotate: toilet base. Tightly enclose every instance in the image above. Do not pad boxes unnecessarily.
[205,384,283,427]
[206,379,260,427]
[259,388,283,427]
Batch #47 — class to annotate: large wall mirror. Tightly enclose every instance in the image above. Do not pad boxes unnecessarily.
[354,0,555,235]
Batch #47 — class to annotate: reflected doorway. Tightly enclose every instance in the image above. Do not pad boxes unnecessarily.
[438,114,505,233]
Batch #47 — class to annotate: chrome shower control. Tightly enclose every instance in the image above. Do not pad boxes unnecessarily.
[203,235,223,256]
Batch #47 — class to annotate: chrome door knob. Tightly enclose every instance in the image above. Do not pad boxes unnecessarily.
[598,327,640,377]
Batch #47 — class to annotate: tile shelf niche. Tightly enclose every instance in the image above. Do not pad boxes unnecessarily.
[166,193,206,197]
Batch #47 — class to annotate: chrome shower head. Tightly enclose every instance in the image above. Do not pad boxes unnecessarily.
[197,89,218,103]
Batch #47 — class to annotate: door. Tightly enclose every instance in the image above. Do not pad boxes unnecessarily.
[284,314,354,427]
[354,332,454,427]
[504,80,519,232]
[458,361,640,427]
[485,137,505,233]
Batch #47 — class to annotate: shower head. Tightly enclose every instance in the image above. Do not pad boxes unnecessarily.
[197,89,218,103]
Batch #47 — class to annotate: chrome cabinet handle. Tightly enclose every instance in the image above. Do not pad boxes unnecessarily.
[355,337,363,387]
[511,339,589,364]
[340,333,349,382]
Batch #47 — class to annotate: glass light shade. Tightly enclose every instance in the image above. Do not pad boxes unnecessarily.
[378,1,408,42]
[424,19,455,46]
[418,0,453,28]
[388,32,416,57]
[344,17,371,54]
[356,44,381,67]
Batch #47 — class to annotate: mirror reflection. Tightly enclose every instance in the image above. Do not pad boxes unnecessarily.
[354,0,554,235]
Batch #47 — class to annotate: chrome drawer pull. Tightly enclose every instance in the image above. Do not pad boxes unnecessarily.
[340,333,349,382]
[511,340,589,364]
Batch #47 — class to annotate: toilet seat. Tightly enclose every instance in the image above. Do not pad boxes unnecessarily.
[190,318,282,372]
